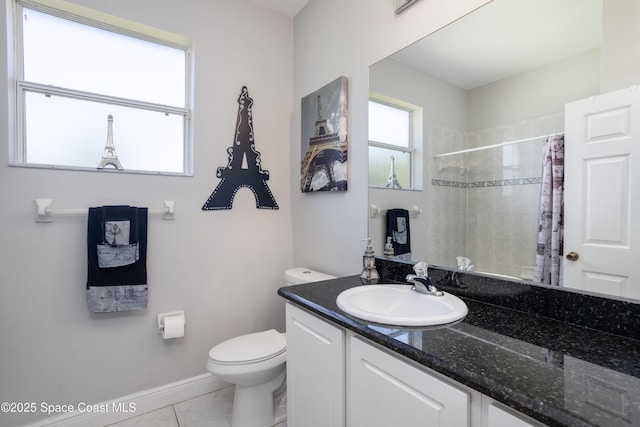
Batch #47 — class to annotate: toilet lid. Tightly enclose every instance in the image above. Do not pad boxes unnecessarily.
[209,329,286,364]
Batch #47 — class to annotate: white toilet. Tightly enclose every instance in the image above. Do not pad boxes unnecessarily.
[206,267,335,427]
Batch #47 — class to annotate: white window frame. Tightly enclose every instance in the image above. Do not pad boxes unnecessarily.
[9,0,194,176]
[368,95,423,190]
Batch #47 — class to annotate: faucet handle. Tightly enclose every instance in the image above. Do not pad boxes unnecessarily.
[413,261,429,278]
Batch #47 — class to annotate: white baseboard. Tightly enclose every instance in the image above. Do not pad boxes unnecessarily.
[24,373,230,427]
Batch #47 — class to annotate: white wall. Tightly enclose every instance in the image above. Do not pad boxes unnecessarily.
[602,0,640,92]
[370,58,469,130]
[368,58,468,262]
[0,0,293,424]
[467,48,601,130]
[292,0,491,277]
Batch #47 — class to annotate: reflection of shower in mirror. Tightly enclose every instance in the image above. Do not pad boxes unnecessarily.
[369,0,607,284]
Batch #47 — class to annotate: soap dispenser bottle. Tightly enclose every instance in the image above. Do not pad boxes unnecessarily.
[361,238,380,281]
[383,236,395,257]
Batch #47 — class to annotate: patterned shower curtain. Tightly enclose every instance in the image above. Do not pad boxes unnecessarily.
[533,134,564,286]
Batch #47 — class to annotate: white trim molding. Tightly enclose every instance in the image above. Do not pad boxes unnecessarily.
[24,374,230,427]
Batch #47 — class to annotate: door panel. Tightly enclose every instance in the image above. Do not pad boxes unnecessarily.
[564,88,639,298]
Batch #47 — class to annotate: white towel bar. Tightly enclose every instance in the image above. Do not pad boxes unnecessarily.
[34,199,175,223]
[369,204,422,219]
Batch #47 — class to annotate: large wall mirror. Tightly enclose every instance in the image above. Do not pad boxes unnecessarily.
[369,0,639,300]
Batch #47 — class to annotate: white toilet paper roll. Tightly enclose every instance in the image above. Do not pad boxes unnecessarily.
[162,315,185,339]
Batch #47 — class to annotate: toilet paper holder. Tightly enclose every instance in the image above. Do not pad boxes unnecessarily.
[157,310,185,334]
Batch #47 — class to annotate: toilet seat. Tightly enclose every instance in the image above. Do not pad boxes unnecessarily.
[208,329,286,365]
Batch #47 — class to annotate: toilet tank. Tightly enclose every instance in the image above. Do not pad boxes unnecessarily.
[285,267,336,286]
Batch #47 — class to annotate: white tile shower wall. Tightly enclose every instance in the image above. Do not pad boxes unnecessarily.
[428,123,468,267]
[428,113,564,277]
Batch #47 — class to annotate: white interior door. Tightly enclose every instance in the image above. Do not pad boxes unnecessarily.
[564,87,640,298]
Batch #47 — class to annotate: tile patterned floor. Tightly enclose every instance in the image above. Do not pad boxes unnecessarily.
[106,386,287,427]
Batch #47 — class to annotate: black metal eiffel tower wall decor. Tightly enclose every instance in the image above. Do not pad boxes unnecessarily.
[202,86,279,210]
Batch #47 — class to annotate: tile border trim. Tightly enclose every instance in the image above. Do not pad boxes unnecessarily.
[432,177,542,188]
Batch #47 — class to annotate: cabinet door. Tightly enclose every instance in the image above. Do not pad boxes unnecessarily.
[564,356,640,427]
[348,336,470,427]
[485,402,540,427]
[285,303,345,427]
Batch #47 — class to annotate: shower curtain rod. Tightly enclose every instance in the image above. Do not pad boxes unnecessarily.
[433,132,563,158]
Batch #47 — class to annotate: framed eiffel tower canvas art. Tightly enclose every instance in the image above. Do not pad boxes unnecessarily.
[300,76,348,193]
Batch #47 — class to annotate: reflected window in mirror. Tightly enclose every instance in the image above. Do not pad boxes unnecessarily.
[368,99,422,189]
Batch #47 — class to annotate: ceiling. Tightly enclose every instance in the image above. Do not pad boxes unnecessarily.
[251,0,310,17]
[390,0,603,89]
[250,0,603,89]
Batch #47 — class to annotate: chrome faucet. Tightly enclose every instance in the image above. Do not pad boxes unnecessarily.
[406,262,444,296]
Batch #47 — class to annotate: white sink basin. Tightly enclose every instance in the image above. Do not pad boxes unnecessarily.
[336,284,468,326]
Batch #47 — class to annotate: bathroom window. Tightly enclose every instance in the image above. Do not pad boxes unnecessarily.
[10,1,193,175]
[368,99,421,189]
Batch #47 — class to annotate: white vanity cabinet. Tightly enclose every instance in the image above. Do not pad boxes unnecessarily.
[285,303,345,427]
[285,302,545,427]
[349,335,470,426]
[484,399,541,427]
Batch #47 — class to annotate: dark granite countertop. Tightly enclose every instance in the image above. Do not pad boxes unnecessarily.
[278,273,640,427]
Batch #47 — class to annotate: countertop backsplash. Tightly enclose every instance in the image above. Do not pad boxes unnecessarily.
[375,257,640,341]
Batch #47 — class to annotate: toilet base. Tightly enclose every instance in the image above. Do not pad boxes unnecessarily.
[231,367,286,427]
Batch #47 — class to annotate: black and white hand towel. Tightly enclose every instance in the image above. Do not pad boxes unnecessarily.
[386,208,411,256]
[87,205,148,312]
